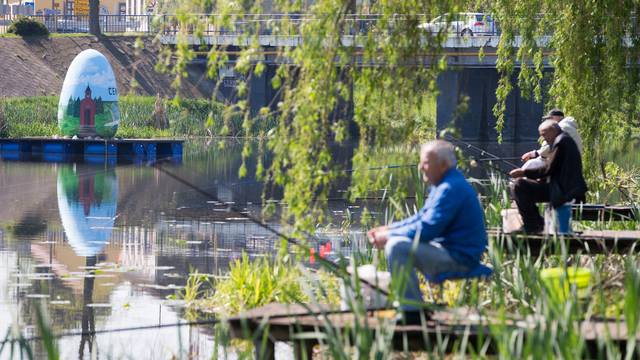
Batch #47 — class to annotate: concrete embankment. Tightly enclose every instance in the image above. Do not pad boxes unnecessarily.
[0,36,211,98]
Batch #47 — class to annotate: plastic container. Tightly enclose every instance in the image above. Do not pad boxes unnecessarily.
[555,204,572,233]
[545,203,573,234]
[540,267,591,303]
[340,264,390,310]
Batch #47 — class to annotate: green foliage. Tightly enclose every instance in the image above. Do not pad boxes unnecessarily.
[8,16,49,37]
[0,105,8,138]
[156,1,458,232]
[0,96,266,138]
[0,302,59,360]
[492,0,640,168]
[188,252,339,315]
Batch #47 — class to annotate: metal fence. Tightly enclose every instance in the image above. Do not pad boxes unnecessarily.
[0,14,153,34]
[0,13,501,36]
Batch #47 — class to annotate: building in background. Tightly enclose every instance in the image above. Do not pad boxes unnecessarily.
[31,0,152,16]
[3,1,34,15]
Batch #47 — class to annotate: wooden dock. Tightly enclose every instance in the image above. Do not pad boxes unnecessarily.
[572,204,638,221]
[490,229,640,254]
[227,303,639,359]
[0,137,183,163]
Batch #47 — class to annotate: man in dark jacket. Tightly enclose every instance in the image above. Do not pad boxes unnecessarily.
[509,120,588,233]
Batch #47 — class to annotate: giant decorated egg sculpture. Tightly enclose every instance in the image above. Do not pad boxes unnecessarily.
[58,49,119,138]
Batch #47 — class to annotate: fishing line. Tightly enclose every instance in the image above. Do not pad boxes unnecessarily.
[443,134,520,169]
[0,140,516,343]
[150,160,391,298]
[0,304,406,344]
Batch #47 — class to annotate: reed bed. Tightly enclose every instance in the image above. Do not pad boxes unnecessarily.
[0,96,276,138]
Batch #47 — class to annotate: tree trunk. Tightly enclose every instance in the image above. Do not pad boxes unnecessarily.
[89,0,100,35]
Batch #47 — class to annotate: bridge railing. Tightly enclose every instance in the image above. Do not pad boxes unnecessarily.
[0,14,154,33]
[0,13,502,36]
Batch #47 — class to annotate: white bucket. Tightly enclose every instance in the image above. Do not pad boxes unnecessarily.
[339,264,390,310]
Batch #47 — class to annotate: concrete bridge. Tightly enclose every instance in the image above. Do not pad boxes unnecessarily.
[163,28,552,142]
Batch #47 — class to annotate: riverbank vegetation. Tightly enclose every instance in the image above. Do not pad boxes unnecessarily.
[171,169,639,358]
[2,0,640,357]
[150,0,640,355]
[0,96,275,138]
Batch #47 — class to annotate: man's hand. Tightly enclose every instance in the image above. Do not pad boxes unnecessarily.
[521,150,537,162]
[509,168,525,178]
[367,226,389,250]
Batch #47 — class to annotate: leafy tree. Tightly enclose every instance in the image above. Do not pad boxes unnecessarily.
[491,0,640,171]
[157,0,640,230]
[67,97,75,116]
[73,97,81,118]
[156,0,460,231]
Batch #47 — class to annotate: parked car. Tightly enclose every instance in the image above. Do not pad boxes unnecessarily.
[56,18,89,33]
[419,13,495,36]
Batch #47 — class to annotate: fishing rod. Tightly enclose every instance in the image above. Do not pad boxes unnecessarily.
[150,160,391,298]
[0,305,404,344]
[476,157,522,162]
[442,134,521,169]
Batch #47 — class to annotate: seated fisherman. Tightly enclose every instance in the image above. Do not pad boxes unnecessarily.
[521,109,583,171]
[367,140,487,313]
[509,120,588,233]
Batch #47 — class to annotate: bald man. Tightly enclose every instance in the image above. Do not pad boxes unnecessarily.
[509,120,587,233]
[368,140,487,315]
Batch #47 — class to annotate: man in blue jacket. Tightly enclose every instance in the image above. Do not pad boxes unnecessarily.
[367,140,487,311]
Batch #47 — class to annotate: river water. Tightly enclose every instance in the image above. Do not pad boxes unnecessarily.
[0,139,370,359]
[0,137,634,359]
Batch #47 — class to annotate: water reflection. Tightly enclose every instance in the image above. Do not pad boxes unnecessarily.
[0,141,289,359]
[57,164,118,358]
[57,165,118,258]
[0,138,634,359]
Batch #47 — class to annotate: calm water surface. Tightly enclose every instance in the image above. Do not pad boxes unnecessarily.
[0,137,636,359]
[0,139,310,359]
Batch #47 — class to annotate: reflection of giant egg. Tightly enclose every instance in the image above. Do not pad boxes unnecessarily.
[57,167,118,257]
[57,49,119,138]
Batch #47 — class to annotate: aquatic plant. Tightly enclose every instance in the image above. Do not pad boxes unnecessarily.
[0,302,59,360]
[185,252,340,316]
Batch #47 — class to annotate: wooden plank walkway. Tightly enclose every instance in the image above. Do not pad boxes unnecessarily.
[572,204,638,221]
[227,303,639,359]
[489,229,640,254]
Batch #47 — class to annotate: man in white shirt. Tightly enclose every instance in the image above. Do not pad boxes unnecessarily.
[520,109,583,171]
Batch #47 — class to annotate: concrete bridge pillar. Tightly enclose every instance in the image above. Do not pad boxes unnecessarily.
[436,68,544,142]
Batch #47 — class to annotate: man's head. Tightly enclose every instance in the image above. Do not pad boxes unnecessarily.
[539,119,562,145]
[542,108,564,122]
[419,140,456,185]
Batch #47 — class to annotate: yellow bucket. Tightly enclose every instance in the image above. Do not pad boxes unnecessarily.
[540,267,591,303]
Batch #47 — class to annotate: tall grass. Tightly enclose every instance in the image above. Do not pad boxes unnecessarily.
[0,96,276,138]
[184,251,340,316]
[188,167,640,358]
[0,302,59,360]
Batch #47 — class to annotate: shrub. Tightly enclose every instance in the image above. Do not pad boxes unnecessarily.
[8,16,49,37]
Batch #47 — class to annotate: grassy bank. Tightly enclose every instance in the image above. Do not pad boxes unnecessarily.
[174,166,640,358]
[0,96,274,138]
